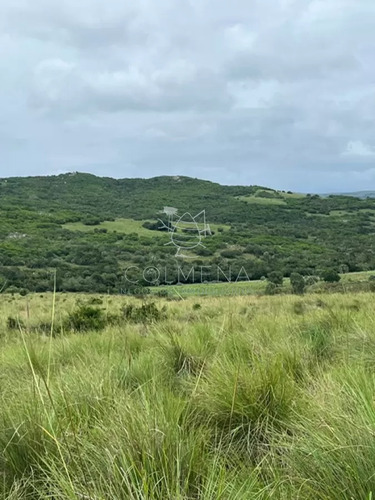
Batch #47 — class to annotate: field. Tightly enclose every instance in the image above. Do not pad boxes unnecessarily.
[236,196,287,206]
[237,189,306,206]
[64,218,158,236]
[152,270,375,298]
[63,219,231,237]
[2,291,375,499]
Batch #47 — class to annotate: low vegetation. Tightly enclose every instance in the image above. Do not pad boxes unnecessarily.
[2,173,375,294]
[2,291,375,498]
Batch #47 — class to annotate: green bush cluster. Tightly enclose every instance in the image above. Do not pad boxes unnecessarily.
[122,302,166,323]
[64,305,107,332]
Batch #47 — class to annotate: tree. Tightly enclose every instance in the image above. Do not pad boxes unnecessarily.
[290,272,306,294]
[267,271,284,286]
[322,269,341,283]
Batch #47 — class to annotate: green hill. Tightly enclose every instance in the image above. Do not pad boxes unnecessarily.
[1,172,375,293]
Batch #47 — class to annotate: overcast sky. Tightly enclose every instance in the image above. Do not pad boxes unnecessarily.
[1,0,375,192]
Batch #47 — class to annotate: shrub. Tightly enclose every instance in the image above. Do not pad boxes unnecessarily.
[267,271,283,286]
[82,217,101,225]
[220,249,242,259]
[265,282,282,295]
[321,269,341,283]
[305,275,320,286]
[65,305,107,332]
[290,272,306,295]
[195,247,214,256]
[122,302,166,323]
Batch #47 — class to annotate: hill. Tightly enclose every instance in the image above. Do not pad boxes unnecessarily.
[1,172,375,293]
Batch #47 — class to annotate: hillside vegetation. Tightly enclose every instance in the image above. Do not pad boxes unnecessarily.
[2,292,375,498]
[1,173,375,293]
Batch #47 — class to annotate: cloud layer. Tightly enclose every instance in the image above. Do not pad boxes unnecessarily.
[1,0,375,191]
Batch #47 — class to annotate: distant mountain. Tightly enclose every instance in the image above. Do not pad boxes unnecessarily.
[339,191,375,199]
[324,191,375,199]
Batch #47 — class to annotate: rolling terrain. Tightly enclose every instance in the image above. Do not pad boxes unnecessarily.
[3,175,375,498]
[1,172,375,294]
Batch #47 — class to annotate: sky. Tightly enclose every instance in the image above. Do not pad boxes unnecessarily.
[1,0,375,193]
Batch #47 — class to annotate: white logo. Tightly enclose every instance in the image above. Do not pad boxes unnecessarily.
[158,207,211,257]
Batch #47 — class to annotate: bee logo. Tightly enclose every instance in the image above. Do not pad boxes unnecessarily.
[158,208,211,257]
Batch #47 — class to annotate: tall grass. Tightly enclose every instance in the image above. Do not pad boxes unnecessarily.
[1,292,375,498]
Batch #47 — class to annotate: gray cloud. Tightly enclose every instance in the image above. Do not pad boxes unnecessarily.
[1,0,375,192]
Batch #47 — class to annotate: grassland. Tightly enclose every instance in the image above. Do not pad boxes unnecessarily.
[2,291,375,499]
[151,270,375,298]
[237,189,306,206]
[63,218,231,236]
[64,218,158,236]
[154,279,268,297]
[236,195,287,206]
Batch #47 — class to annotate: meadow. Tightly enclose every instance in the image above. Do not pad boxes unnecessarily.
[2,291,375,499]
[152,270,375,298]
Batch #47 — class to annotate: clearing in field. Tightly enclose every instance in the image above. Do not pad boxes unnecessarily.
[63,218,230,237]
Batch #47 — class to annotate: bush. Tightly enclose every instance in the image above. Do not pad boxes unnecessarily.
[290,272,306,295]
[321,269,341,283]
[122,302,166,323]
[142,220,168,231]
[82,218,101,226]
[265,282,279,295]
[267,271,284,286]
[65,305,107,332]
[220,249,242,259]
[305,275,320,286]
[195,247,214,257]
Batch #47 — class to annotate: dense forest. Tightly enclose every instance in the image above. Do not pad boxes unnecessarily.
[1,172,375,293]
